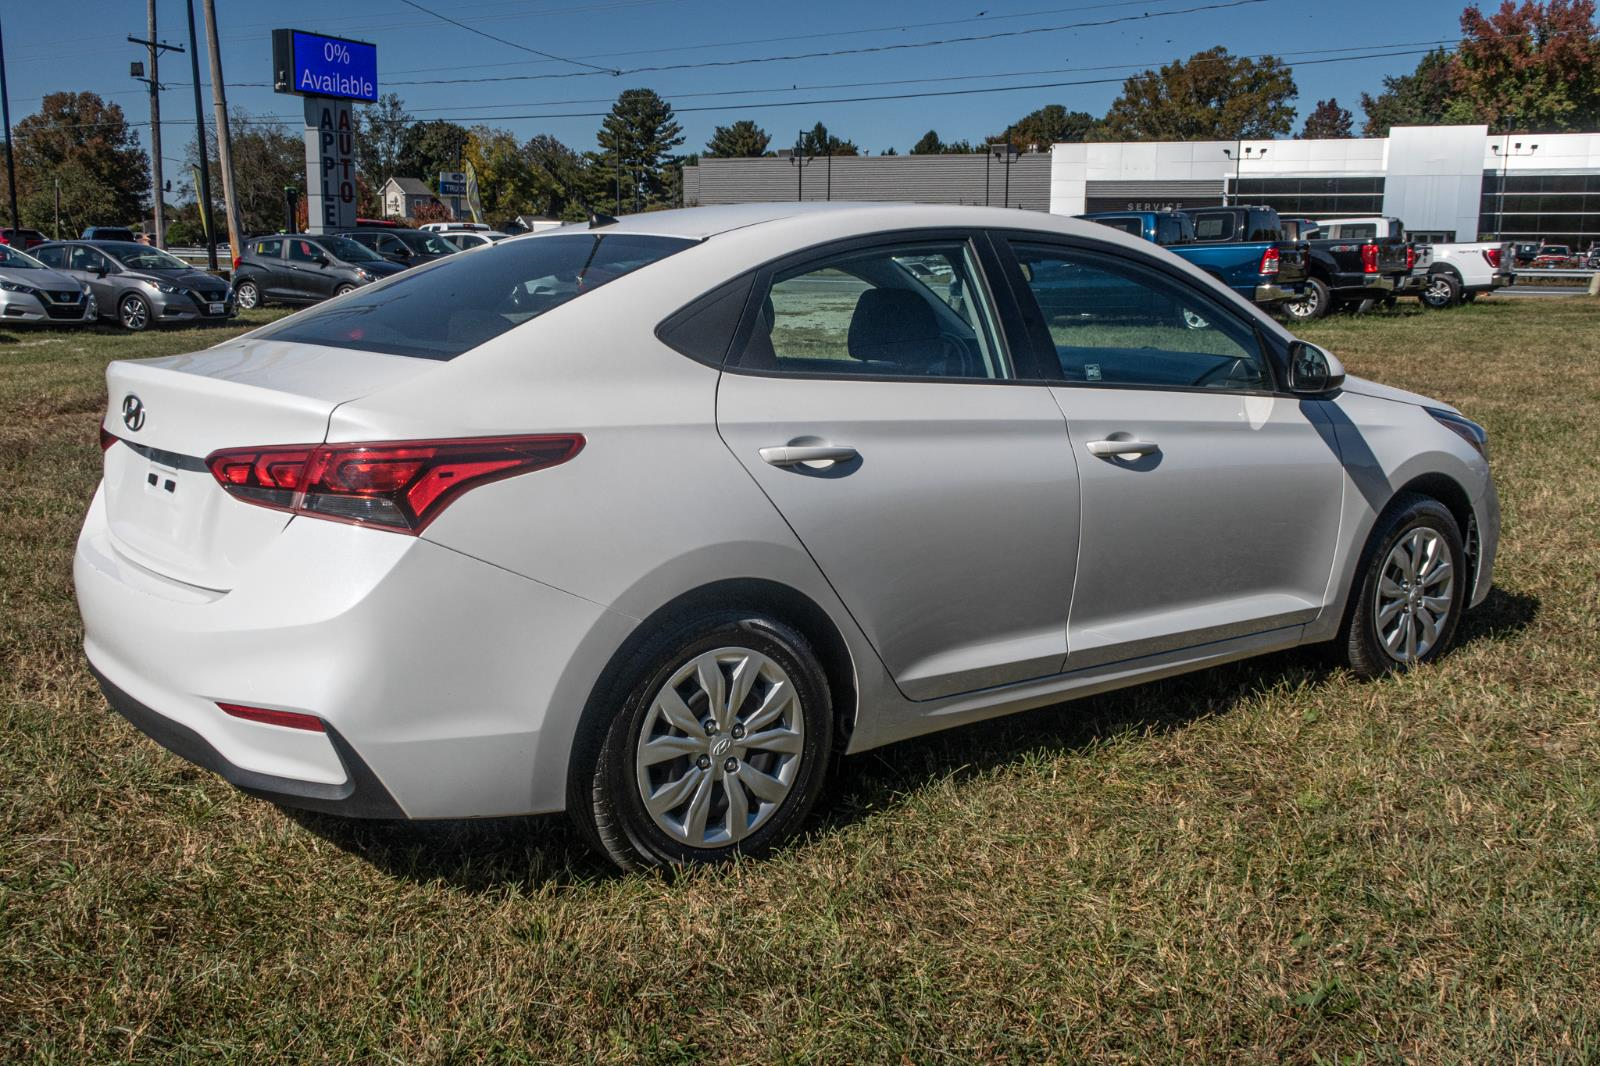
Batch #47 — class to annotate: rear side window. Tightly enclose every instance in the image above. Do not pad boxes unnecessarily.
[255,233,695,361]
[35,246,66,268]
[1190,211,1235,242]
[1247,211,1282,242]
[1093,216,1143,237]
[1339,223,1376,240]
[253,238,282,258]
[1155,216,1190,245]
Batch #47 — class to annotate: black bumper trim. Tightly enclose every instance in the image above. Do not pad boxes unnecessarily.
[89,663,407,819]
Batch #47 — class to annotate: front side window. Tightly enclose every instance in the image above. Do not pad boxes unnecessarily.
[0,245,44,269]
[1007,241,1270,392]
[318,236,383,263]
[287,239,322,263]
[68,246,109,273]
[254,233,694,361]
[733,241,1007,379]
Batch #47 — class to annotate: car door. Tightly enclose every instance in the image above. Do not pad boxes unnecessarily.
[68,246,121,312]
[714,233,1082,701]
[996,235,1346,669]
[283,238,335,301]
[249,238,289,298]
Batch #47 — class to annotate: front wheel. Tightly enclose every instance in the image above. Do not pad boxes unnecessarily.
[1283,277,1330,322]
[234,279,261,310]
[118,293,151,331]
[333,283,357,298]
[1420,272,1461,309]
[1339,495,1466,679]
[573,610,834,871]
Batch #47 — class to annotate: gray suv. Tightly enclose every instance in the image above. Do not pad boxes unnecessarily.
[35,241,234,331]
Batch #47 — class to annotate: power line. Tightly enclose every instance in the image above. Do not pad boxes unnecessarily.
[393,0,623,75]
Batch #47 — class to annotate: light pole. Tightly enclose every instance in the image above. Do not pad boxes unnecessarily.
[988,141,1017,208]
[1222,145,1268,206]
[1489,137,1538,240]
[786,132,813,202]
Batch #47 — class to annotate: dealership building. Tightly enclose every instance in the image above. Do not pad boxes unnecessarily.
[682,124,1600,248]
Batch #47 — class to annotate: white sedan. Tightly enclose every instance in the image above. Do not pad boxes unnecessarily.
[76,203,1498,869]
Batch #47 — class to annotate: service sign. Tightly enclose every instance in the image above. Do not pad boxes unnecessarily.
[272,29,377,102]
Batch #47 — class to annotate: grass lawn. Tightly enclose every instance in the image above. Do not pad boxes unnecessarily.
[2,297,1598,1062]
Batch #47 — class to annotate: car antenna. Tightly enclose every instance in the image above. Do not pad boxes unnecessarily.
[589,211,619,229]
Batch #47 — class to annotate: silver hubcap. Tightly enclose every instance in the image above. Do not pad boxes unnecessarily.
[634,647,804,849]
[1426,278,1451,303]
[122,299,147,329]
[1290,286,1320,318]
[237,284,257,308]
[1182,308,1209,330]
[1374,528,1454,663]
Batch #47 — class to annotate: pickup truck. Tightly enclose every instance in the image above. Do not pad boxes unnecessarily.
[1079,207,1308,310]
[1311,216,1513,308]
[1276,216,1414,320]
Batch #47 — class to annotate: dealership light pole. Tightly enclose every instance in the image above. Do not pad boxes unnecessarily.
[787,133,813,202]
[1222,144,1267,206]
[989,141,1017,208]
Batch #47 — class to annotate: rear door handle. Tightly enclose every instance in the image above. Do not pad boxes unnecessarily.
[759,444,859,467]
[1085,438,1159,458]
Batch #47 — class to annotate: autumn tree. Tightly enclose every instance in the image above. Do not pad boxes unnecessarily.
[1448,0,1600,130]
[704,120,771,157]
[460,125,544,221]
[355,93,413,185]
[1299,98,1354,138]
[1099,47,1298,140]
[997,104,1098,149]
[7,92,148,230]
[190,110,303,234]
[1359,49,1456,135]
[596,88,684,211]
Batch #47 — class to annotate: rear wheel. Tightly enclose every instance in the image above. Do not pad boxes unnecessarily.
[118,293,151,331]
[1420,272,1462,309]
[1283,277,1330,322]
[1339,495,1465,679]
[234,279,261,310]
[572,609,834,871]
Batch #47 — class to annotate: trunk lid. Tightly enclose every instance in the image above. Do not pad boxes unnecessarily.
[100,337,440,589]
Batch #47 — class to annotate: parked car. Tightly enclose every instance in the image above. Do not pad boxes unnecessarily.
[440,230,513,250]
[35,241,233,330]
[0,226,50,249]
[1532,244,1577,269]
[1172,205,1309,309]
[230,233,407,310]
[80,227,138,243]
[79,203,1499,870]
[1511,241,1541,267]
[420,221,491,233]
[1309,218,1512,308]
[1082,207,1307,310]
[335,227,457,268]
[0,242,96,325]
[1275,215,1412,321]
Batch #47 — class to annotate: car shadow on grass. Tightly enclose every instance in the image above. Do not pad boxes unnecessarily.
[286,587,1538,890]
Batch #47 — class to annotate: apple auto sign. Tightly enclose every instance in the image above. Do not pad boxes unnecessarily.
[273,29,377,103]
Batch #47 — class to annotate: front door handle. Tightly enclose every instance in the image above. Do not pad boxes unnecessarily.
[1085,438,1159,458]
[759,444,859,467]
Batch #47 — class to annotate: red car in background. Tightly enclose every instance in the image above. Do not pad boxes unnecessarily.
[0,227,48,249]
[1532,244,1579,269]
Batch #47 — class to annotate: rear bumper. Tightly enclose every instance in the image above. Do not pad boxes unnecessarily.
[1251,282,1303,304]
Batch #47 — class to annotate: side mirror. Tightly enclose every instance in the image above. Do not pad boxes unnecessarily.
[313,254,330,266]
[1287,340,1346,395]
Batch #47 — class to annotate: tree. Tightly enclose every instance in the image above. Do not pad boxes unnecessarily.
[797,122,858,156]
[1299,98,1354,138]
[188,109,302,235]
[6,92,148,230]
[463,125,542,221]
[398,120,470,187]
[408,198,452,225]
[354,93,413,185]
[996,105,1098,149]
[1449,0,1600,131]
[1359,48,1456,135]
[703,119,770,158]
[1100,47,1298,140]
[524,133,602,220]
[596,88,684,211]
[910,130,945,154]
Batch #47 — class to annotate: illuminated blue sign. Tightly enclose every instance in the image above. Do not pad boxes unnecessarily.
[272,29,377,102]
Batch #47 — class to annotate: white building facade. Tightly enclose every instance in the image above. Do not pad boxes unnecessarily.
[1050,125,1600,248]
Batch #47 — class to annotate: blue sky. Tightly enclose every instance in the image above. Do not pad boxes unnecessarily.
[5,0,1467,167]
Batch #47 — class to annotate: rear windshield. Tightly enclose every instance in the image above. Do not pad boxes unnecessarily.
[254,232,696,360]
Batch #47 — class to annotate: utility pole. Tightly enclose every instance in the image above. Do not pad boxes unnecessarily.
[130,4,183,249]
[0,11,21,233]
[184,0,216,270]
[202,0,241,267]
[989,141,1017,209]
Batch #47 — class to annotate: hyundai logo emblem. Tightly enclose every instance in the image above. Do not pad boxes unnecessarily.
[121,394,146,432]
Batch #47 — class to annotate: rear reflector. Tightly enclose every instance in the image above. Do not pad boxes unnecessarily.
[1258,245,1280,276]
[217,702,326,732]
[99,426,117,452]
[206,434,584,534]
[1361,243,1380,274]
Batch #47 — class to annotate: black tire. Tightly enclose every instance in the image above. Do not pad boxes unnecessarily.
[1283,276,1330,322]
[1338,494,1467,680]
[234,279,262,310]
[570,609,835,871]
[1420,272,1462,309]
[118,293,151,331]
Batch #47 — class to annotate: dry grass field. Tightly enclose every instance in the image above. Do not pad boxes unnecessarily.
[2,296,1598,1063]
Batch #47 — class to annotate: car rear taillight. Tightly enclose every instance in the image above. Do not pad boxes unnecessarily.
[1483,247,1502,268]
[217,702,325,732]
[1405,245,1416,270]
[1258,246,1280,276]
[232,255,241,272]
[1361,243,1380,274]
[205,434,584,534]
[99,426,117,452]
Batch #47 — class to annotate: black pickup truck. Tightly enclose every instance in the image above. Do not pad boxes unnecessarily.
[1279,217,1414,321]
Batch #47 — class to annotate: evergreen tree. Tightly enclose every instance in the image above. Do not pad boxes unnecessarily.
[910,130,945,154]
[704,120,771,158]
[596,88,685,211]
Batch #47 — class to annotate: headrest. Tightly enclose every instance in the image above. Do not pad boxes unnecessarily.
[847,288,940,365]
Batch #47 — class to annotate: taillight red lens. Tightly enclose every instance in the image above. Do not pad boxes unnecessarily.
[1361,243,1380,273]
[1258,246,1279,276]
[99,426,117,452]
[1406,245,1416,270]
[205,434,584,534]
[217,702,325,732]
[1484,247,1502,268]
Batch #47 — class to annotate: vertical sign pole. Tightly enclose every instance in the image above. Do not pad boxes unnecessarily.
[185,0,216,270]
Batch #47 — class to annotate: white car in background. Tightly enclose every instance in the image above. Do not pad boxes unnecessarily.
[76,203,1499,870]
[1315,216,1514,307]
